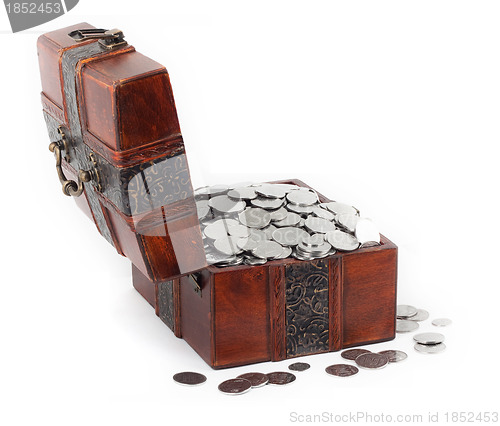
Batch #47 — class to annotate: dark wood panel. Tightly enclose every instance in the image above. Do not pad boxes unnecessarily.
[179,272,213,366]
[173,279,182,338]
[131,264,156,308]
[37,22,96,109]
[329,256,343,351]
[214,266,271,367]
[269,265,286,361]
[342,245,397,347]
[117,72,181,151]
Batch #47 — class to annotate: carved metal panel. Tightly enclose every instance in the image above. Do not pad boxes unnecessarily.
[60,42,116,246]
[285,259,329,357]
[157,280,175,332]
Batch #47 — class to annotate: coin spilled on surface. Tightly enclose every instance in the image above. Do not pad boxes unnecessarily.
[173,305,450,392]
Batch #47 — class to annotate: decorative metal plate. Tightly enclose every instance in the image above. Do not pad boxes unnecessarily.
[285,258,329,357]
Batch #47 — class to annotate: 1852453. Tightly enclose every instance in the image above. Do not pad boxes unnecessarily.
[5,3,62,14]
[445,412,499,423]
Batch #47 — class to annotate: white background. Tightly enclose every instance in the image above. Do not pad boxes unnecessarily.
[1,1,499,425]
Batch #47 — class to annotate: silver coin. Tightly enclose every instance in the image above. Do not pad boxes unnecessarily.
[227,187,258,201]
[273,212,301,227]
[237,236,260,251]
[323,201,359,216]
[205,251,235,265]
[325,230,359,251]
[286,203,315,215]
[255,184,287,199]
[227,223,250,238]
[194,186,210,199]
[335,214,359,233]
[250,197,285,210]
[408,309,430,322]
[272,227,310,246]
[214,236,243,256]
[236,372,269,388]
[247,228,268,241]
[173,372,207,386]
[301,233,325,247]
[196,198,210,207]
[288,362,310,372]
[304,216,336,234]
[269,207,289,221]
[378,350,408,363]
[413,332,445,345]
[286,189,318,206]
[206,184,229,196]
[273,246,292,259]
[311,206,336,221]
[432,318,452,327]
[214,256,244,267]
[414,343,446,354]
[297,240,332,255]
[261,224,277,239]
[292,249,313,261]
[244,256,268,265]
[196,205,210,220]
[325,364,359,377]
[218,378,252,395]
[341,348,372,360]
[397,305,418,319]
[355,353,389,370]
[355,218,380,246]
[396,319,419,333]
[266,372,296,385]
[208,195,246,214]
[238,208,271,229]
[252,240,285,259]
[203,218,239,240]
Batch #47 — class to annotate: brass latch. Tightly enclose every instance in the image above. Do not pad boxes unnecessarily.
[68,28,127,50]
[49,126,101,197]
[188,273,202,297]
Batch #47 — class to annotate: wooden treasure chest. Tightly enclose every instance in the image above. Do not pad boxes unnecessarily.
[38,23,398,369]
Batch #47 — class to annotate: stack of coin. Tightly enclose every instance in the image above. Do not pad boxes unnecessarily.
[413,332,446,354]
[217,371,296,395]
[195,182,381,267]
[396,304,421,333]
[329,347,408,376]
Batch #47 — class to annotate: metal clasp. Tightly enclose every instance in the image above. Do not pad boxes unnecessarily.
[68,28,127,50]
[188,273,202,297]
[49,126,101,197]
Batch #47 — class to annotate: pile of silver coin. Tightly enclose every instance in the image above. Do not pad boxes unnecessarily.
[173,309,452,392]
[396,304,451,354]
[173,370,297,395]
[194,182,381,267]
[324,347,409,377]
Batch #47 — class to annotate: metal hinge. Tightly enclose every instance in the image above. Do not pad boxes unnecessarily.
[188,273,202,297]
[68,28,127,50]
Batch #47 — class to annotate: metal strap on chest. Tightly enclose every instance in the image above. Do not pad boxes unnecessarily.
[56,33,128,246]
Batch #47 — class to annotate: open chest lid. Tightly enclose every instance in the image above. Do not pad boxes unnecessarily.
[39,24,385,284]
[38,23,207,282]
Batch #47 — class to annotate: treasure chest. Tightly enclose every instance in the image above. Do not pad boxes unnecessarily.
[38,23,398,369]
